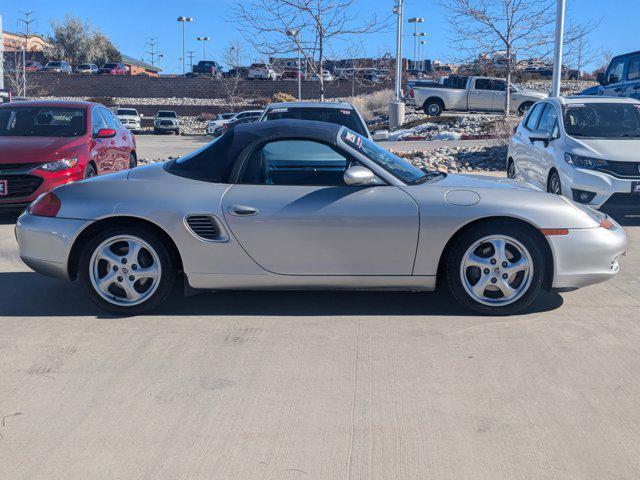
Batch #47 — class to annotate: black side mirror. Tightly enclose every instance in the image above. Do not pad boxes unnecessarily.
[597,72,606,85]
[529,132,550,147]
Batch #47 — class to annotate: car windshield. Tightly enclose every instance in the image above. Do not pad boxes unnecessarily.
[340,128,427,184]
[103,63,118,68]
[0,107,86,137]
[265,107,368,136]
[46,62,62,67]
[158,112,177,118]
[117,109,138,116]
[563,103,640,138]
[222,113,236,119]
[78,64,91,68]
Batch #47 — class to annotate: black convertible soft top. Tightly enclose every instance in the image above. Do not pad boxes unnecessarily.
[165,119,343,183]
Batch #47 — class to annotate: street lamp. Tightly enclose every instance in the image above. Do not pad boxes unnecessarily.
[196,36,210,60]
[390,0,405,129]
[286,28,302,101]
[177,16,193,76]
[407,17,424,69]
[551,0,566,97]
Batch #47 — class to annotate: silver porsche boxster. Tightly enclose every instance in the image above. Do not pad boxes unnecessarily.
[16,119,626,315]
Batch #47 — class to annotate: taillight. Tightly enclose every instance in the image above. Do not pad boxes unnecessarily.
[29,192,61,217]
[409,88,414,98]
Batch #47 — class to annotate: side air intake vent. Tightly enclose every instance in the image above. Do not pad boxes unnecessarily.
[185,215,228,242]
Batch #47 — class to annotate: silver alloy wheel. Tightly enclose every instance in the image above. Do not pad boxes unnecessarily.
[89,235,162,306]
[460,235,533,307]
[427,103,441,115]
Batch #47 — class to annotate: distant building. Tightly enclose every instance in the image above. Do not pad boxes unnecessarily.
[2,31,52,53]
[121,54,162,76]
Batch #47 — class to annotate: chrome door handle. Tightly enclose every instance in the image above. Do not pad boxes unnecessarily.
[230,205,259,216]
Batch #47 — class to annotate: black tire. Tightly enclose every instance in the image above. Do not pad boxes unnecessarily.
[445,220,547,315]
[547,170,562,195]
[129,152,137,169]
[424,99,443,116]
[78,226,176,315]
[175,129,180,135]
[84,163,97,179]
[507,159,516,179]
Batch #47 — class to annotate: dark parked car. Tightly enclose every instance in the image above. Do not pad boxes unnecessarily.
[42,61,72,74]
[0,100,137,210]
[597,50,640,100]
[190,60,223,78]
[98,63,128,75]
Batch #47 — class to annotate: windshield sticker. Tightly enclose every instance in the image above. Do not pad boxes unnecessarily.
[270,108,288,113]
[340,109,352,115]
[565,104,587,109]
[344,131,363,148]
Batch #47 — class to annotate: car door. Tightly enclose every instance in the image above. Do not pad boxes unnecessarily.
[602,56,627,96]
[490,80,507,111]
[529,103,560,188]
[90,107,114,174]
[221,139,420,276]
[100,107,130,170]
[624,55,640,100]
[512,103,545,186]
[468,78,494,111]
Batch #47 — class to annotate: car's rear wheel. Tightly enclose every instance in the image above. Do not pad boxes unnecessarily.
[85,163,97,179]
[446,221,546,315]
[424,99,444,116]
[79,227,175,315]
[129,152,137,169]
[547,170,562,195]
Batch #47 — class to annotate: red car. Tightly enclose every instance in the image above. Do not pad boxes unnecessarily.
[24,61,43,72]
[98,63,128,75]
[0,100,137,210]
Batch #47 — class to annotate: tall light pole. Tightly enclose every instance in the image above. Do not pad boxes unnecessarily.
[407,17,423,69]
[145,37,161,67]
[177,16,193,76]
[551,0,566,97]
[18,11,36,97]
[196,36,210,60]
[286,29,302,101]
[390,0,405,129]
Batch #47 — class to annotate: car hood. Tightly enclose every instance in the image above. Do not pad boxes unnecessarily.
[567,137,640,163]
[0,136,83,164]
[514,89,547,100]
[431,172,540,191]
[118,115,140,121]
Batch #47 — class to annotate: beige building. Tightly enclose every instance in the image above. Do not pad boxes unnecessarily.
[2,31,52,52]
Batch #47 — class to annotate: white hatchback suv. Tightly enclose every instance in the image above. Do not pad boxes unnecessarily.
[508,96,640,211]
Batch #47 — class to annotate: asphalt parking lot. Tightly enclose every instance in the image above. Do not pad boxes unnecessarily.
[1,203,639,478]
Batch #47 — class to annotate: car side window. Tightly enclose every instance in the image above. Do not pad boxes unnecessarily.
[100,108,119,129]
[607,57,626,84]
[473,79,491,90]
[490,80,506,91]
[537,104,558,134]
[627,56,640,81]
[524,103,544,130]
[91,108,109,135]
[239,139,351,186]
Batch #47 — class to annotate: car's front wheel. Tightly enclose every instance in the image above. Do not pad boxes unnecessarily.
[79,227,175,315]
[424,99,444,116]
[547,170,562,195]
[446,221,546,315]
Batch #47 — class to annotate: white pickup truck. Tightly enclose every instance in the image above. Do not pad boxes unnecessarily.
[408,75,546,116]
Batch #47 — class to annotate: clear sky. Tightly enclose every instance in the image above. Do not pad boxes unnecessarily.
[1,0,637,73]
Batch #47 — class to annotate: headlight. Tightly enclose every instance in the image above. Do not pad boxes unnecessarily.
[564,153,607,169]
[39,157,78,172]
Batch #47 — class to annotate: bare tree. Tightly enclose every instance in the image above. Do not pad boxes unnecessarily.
[440,0,597,114]
[231,0,387,100]
[219,40,252,110]
[4,52,26,97]
[564,34,600,79]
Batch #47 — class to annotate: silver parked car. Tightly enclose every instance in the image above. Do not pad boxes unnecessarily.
[154,111,180,135]
[16,120,626,315]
